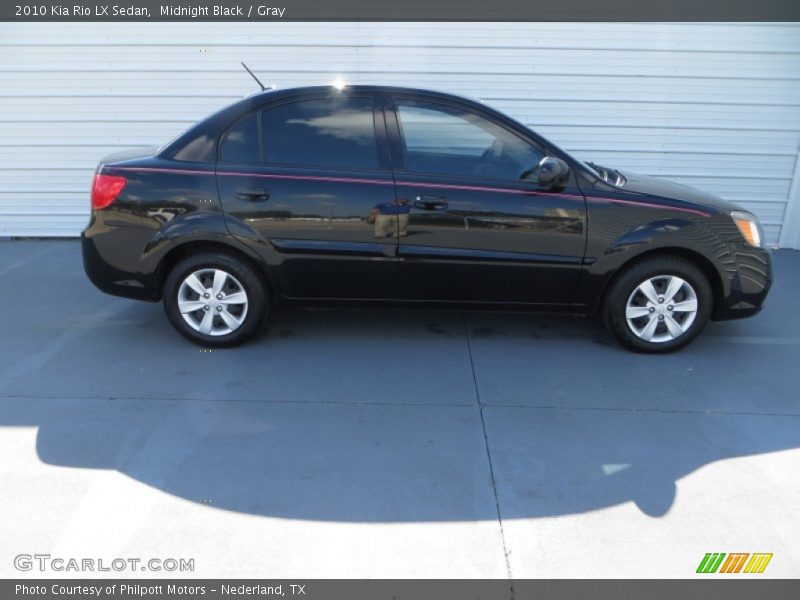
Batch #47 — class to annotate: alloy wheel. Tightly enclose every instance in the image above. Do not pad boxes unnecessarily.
[625,275,698,343]
[177,268,249,336]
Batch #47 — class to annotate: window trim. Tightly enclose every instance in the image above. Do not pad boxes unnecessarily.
[217,92,386,173]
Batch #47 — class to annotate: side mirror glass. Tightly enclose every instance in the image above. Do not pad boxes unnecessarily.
[536,156,570,188]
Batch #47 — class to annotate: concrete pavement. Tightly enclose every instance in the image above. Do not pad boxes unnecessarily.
[0,241,798,578]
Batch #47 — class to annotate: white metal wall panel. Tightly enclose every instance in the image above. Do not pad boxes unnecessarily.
[1,22,799,245]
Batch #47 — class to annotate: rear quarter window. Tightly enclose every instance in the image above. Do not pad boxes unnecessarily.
[220,114,261,164]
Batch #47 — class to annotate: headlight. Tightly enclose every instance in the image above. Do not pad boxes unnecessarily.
[731,211,763,248]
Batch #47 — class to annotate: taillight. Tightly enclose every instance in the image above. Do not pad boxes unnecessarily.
[91,173,127,210]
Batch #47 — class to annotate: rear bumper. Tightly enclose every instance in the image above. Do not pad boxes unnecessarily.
[712,245,772,321]
[81,225,158,302]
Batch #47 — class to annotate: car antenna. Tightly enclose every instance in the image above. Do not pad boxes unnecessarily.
[241,62,266,91]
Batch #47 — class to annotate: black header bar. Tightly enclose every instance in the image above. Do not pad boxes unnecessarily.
[3,0,800,21]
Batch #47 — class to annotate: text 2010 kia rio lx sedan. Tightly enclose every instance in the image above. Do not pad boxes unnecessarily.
[81,85,772,353]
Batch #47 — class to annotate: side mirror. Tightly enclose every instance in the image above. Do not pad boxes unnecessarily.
[536,156,570,188]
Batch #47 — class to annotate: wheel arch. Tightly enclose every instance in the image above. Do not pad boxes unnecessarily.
[154,239,277,303]
[596,246,725,319]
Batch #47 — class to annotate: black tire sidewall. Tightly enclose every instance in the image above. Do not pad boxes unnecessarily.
[163,252,267,347]
[604,257,713,353]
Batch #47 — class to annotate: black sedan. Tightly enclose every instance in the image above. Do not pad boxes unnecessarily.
[82,85,771,352]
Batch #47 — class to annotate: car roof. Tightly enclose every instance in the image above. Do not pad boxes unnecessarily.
[247,84,482,104]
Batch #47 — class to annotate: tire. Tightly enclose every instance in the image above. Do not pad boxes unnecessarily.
[602,255,713,353]
[163,252,268,347]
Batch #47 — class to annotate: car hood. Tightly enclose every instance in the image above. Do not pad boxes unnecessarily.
[616,170,741,214]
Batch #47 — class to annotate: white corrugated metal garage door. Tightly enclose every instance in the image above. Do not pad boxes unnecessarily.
[1,22,799,246]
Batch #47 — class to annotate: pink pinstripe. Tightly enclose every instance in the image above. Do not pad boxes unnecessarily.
[110,166,710,217]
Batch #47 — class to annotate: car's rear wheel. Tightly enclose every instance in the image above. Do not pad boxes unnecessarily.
[602,255,713,353]
[163,252,267,347]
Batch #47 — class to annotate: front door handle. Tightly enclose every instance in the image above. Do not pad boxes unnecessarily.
[413,195,448,210]
[236,186,270,202]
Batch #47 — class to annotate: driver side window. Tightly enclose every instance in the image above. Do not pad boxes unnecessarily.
[394,100,544,181]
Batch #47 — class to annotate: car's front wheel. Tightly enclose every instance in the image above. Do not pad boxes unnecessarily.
[603,255,713,353]
[163,252,267,347]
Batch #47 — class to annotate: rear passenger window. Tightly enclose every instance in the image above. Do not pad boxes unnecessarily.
[261,97,378,170]
[221,114,260,163]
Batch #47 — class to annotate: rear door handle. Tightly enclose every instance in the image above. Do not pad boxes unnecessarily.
[236,186,270,202]
[413,195,448,210]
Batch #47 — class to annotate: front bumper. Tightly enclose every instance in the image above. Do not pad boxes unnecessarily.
[713,244,772,321]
